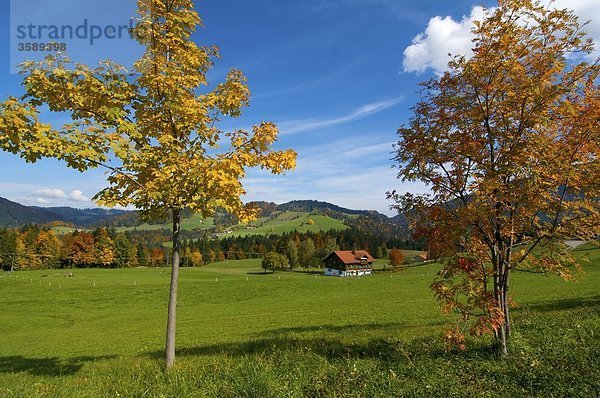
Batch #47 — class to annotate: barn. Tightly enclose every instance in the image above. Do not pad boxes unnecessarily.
[323,250,374,277]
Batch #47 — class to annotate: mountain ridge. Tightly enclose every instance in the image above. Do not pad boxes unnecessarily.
[0,197,404,228]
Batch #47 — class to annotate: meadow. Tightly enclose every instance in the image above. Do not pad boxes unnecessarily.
[0,246,598,397]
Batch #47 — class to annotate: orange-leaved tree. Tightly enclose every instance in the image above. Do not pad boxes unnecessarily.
[0,0,296,369]
[389,0,599,354]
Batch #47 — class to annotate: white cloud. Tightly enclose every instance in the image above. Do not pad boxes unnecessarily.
[69,190,90,202]
[552,0,600,57]
[402,6,489,75]
[32,188,67,199]
[403,1,600,75]
[279,97,403,134]
[35,197,51,204]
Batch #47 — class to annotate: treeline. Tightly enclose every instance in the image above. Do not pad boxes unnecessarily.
[182,228,423,269]
[0,225,167,271]
[0,225,423,271]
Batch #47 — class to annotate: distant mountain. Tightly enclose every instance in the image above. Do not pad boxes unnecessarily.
[0,197,68,227]
[264,200,391,220]
[0,197,130,228]
[0,197,408,234]
[32,206,128,226]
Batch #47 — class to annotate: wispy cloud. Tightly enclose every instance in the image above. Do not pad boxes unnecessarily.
[254,57,367,99]
[292,0,430,24]
[279,97,403,135]
[241,134,423,216]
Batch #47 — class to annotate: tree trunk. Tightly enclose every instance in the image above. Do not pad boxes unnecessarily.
[165,208,181,370]
[497,262,510,355]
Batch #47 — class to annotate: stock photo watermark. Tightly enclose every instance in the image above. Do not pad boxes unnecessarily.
[9,0,142,73]
[15,19,135,49]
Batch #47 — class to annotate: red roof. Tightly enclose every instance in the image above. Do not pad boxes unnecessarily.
[327,250,375,265]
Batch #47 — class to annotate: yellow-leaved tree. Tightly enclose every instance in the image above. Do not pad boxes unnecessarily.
[389,0,598,355]
[0,0,296,369]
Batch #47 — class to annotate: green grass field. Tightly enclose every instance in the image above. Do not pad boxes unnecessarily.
[51,211,347,238]
[229,213,347,237]
[0,246,598,397]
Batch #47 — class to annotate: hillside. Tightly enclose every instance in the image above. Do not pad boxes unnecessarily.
[33,206,128,226]
[0,197,68,226]
[0,197,407,239]
[227,212,347,237]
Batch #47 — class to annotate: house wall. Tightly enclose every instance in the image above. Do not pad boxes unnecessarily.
[324,267,372,277]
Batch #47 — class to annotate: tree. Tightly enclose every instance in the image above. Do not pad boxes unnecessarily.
[299,237,316,269]
[95,229,115,267]
[389,0,599,354]
[63,232,97,267]
[0,228,17,271]
[137,242,150,266]
[190,250,203,267]
[261,251,289,273]
[113,233,137,268]
[14,235,29,270]
[35,230,62,269]
[286,239,299,268]
[0,0,295,369]
[388,249,405,271]
[206,249,216,264]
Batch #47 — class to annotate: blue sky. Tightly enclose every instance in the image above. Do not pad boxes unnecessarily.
[1,0,598,215]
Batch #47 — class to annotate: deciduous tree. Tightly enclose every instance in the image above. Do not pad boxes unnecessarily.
[63,232,97,267]
[0,0,295,369]
[95,228,115,267]
[261,251,289,273]
[389,0,599,354]
[388,249,405,271]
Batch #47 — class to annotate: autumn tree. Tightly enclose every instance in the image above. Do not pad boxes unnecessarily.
[388,249,405,271]
[63,232,97,267]
[13,235,29,270]
[0,0,295,369]
[35,230,62,269]
[390,0,599,354]
[94,228,115,267]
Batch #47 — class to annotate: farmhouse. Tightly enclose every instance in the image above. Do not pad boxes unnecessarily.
[412,253,429,263]
[323,250,374,277]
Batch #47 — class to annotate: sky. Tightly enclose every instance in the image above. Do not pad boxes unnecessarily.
[0,0,598,216]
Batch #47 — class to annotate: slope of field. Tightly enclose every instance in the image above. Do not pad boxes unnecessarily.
[113,211,346,236]
[113,214,216,233]
[0,246,598,397]
[228,212,347,237]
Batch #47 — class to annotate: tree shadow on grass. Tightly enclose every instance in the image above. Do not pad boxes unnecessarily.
[0,354,117,376]
[512,295,600,313]
[144,321,445,364]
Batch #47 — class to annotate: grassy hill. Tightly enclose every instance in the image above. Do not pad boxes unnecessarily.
[56,211,347,237]
[0,245,598,396]
[226,212,347,237]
